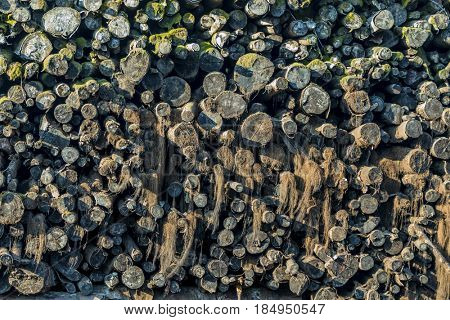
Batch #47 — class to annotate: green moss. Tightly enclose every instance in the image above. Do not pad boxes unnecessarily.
[72,77,95,92]
[300,0,312,8]
[199,41,214,53]
[0,57,8,75]
[159,13,182,29]
[0,50,11,75]
[5,14,17,27]
[146,2,166,21]
[0,96,11,106]
[75,37,88,49]
[149,27,187,54]
[149,32,172,54]
[401,0,414,8]
[210,9,229,20]
[339,75,363,90]
[59,48,74,60]
[307,59,327,75]
[343,12,363,30]
[236,53,260,68]
[42,53,65,72]
[169,28,187,45]
[6,62,22,81]
[390,52,405,61]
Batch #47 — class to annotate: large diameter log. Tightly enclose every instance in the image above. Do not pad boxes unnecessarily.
[240,112,273,147]
[378,147,430,174]
[167,122,199,151]
[207,259,228,278]
[46,227,68,251]
[430,137,449,160]
[350,123,381,148]
[300,256,325,279]
[299,84,331,115]
[244,231,270,254]
[8,268,45,295]
[215,91,247,119]
[203,72,227,97]
[358,166,383,186]
[385,119,423,141]
[416,98,443,120]
[234,53,275,95]
[0,192,24,225]
[160,76,191,107]
[283,63,311,91]
[42,7,81,38]
[342,91,371,114]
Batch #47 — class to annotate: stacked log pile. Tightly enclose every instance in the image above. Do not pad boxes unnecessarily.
[0,0,449,300]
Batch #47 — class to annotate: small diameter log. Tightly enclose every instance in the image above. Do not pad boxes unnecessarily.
[245,0,270,19]
[85,245,108,269]
[45,227,68,251]
[121,265,145,289]
[217,229,234,247]
[379,147,430,174]
[244,231,270,254]
[198,111,223,133]
[124,235,143,262]
[167,122,199,151]
[199,273,218,293]
[314,287,338,300]
[281,113,297,136]
[54,104,73,124]
[193,193,208,208]
[240,112,273,147]
[358,254,374,271]
[369,230,386,247]
[289,272,309,296]
[203,72,227,97]
[350,123,381,148]
[181,102,197,122]
[227,181,244,193]
[384,238,404,256]
[0,247,13,266]
[300,256,325,279]
[316,123,337,139]
[264,77,288,98]
[77,276,93,296]
[112,253,133,272]
[384,257,403,272]
[190,265,206,279]
[207,259,228,278]
[299,84,331,115]
[104,272,120,289]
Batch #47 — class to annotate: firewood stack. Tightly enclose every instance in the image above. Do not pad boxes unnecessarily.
[0,0,449,299]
